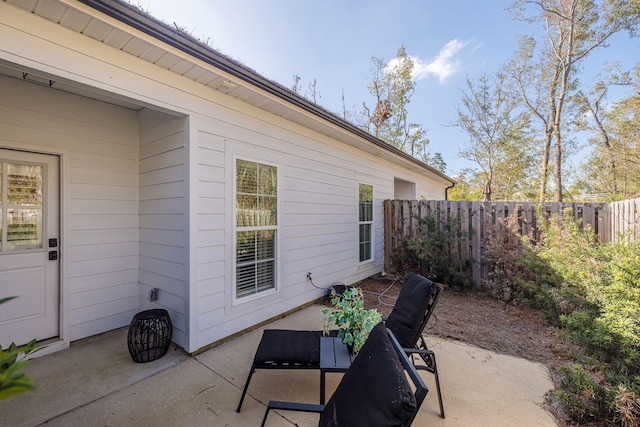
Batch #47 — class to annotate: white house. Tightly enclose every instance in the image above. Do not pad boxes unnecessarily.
[0,0,455,355]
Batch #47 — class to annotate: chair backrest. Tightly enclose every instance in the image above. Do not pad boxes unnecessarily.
[384,273,442,348]
[319,323,428,427]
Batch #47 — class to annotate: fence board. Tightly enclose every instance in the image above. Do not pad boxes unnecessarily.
[384,198,640,287]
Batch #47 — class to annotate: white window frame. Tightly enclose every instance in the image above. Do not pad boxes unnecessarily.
[233,157,279,304]
[358,182,374,264]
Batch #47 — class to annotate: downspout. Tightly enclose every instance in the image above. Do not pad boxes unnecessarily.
[445,182,455,200]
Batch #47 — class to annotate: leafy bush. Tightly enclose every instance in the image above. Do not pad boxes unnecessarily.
[0,297,36,400]
[556,364,610,423]
[535,212,640,425]
[482,209,561,312]
[400,213,473,288]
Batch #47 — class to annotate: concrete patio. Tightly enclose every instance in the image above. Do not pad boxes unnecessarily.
[1,305,558,426]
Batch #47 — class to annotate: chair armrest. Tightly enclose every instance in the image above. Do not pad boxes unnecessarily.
[267,401,325,413]
[402,347,434,356]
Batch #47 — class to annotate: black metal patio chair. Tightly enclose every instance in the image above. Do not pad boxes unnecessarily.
[260,323,428,427]
[236,273,444,418]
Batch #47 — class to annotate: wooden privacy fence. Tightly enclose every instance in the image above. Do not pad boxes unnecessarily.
[383,198,640,286]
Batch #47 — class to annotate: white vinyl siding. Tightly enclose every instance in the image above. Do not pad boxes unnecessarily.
[138,111,187,345]
[1,0,453,353]
[0,75,140,341]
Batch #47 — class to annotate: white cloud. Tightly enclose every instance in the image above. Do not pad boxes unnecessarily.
[388,39,473,84]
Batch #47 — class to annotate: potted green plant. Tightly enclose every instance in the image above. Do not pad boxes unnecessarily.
[0,297,36,400]
[322,287,382,354]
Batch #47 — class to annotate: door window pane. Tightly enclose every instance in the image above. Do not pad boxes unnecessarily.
[1,163,44,252]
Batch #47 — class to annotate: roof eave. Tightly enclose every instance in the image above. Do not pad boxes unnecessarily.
[78,0,455,185]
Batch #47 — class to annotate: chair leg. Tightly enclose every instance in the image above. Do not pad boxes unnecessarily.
[236,365,256,412]
[430,353,445,418]
[260,406,271,427]
[414,352,445,418]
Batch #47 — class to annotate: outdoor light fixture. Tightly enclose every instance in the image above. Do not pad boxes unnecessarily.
[217,79,237,92]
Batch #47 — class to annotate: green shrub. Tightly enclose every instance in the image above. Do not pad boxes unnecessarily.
[0,297,36,400]
[482,209,561,312]
[536,213,640,426]
[401,213,473,288]
[556,364,610,422]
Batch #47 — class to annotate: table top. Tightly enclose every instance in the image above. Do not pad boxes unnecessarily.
[320,336,354,370]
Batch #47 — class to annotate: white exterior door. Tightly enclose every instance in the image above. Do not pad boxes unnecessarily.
[0,149,59,347]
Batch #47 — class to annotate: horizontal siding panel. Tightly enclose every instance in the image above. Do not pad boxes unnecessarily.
[69,228,138,248]
[284,189,352,204]
[195,229,225,246]
[196,245,225,263]
[139,256,185,280]
[285,165,353,186]
[69,152,137,172]
[197,197,224,214]
[283,179,352,198]
[140,181,185,200]
[139,213,185,230]
[70,199,137,215]
[139,198,185,214]
[197,292,224,315]
[69,311,136,341]
[68,270,138,293]
[70,167,137,187]
[138,242,184,262]
[139,271,185,296]
[69,256,138,278]
[67,242,138,261]
[282,213,353,227]
[196,260,225,281]
[283,223,353,239]
[197,213,225,230]
[196,145,225,167]
[69,216,137,231]
[139,148,185,172]
[197,164,225,183]
[139,228,186,246]
[283,201,353,216]
[68,296,137,327]
[68,283,138,310]
[69,183,137,201]
[139,164,185,186]
[139,108,182,133]
[197,180,225,196]
[140,130,185,157]
[2,76,139,129]
[0,105,138,153]
[284,232,354,251]
[197,276,225,298]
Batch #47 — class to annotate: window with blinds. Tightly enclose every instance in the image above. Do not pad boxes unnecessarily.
[235,159,277,298]
[359,183,373,262]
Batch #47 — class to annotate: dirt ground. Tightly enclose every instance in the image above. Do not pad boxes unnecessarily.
[353,276,580,426]
[356,276,575,367]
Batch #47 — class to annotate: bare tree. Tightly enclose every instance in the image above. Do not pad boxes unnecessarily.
[359,46,431,161]
[508,0,640,201]
[455,71,536,201]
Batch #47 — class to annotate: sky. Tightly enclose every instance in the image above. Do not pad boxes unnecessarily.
[141,0,639,177]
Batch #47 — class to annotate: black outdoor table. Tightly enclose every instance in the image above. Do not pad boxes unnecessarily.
[319,336,354,404]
